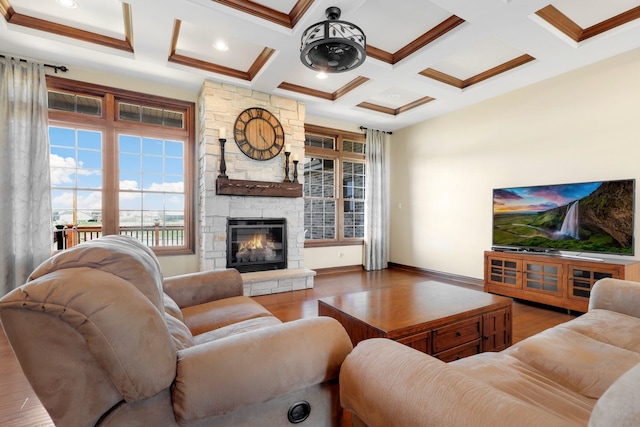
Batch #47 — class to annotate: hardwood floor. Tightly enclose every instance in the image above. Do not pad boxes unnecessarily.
[0,267,576,426]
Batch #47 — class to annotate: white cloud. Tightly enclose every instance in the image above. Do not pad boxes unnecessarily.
[50,154,76,185]
[52,190,74,208]
[50,154,77,168]
[52,190,102,210]
[120,180,139,190]
[77,191,102,210]
[145,181,184,192]
[50,154,100,185]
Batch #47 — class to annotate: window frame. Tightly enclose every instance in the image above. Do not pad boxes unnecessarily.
[303,124,365,248]
[46,76,195,255]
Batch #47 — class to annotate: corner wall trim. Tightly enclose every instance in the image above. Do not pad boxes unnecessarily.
[387,262,483,287]
[313,265,364,275]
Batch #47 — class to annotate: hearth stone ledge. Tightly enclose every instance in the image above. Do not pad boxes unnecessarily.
[241,268,316,296]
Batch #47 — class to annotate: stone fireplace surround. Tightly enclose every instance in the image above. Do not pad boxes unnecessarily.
[197,81,314,295]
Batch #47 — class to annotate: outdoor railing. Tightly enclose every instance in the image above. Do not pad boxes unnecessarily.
[53,224,184,250]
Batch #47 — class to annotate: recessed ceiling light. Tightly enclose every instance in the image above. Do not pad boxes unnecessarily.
[316,72,328,80]
[388,93,401,100]
[214,40,229,51]
[56,0,78,8]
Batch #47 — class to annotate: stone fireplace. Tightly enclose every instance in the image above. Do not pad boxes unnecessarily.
[197,81,314,295]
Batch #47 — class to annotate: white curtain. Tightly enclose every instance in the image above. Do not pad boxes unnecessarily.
[364,128,389,271]
[0,58,52,295]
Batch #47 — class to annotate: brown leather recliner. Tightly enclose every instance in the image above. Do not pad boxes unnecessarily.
[0,235,352,426]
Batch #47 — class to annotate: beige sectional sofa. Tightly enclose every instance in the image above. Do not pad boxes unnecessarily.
[0,235,353,426]
[340,277,640,427]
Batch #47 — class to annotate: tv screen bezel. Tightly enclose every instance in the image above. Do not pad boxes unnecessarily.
[491,178,636,257]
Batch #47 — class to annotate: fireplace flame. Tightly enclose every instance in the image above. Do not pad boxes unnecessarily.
[236,233,277,263]
[238,234,271,251]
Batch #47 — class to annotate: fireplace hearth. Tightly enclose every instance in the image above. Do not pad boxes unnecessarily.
[227,218,287,273]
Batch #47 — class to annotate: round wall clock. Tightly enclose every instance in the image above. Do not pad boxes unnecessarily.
[233,107,285,161]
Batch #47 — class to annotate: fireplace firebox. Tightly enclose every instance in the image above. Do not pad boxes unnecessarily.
[227,218,287,273]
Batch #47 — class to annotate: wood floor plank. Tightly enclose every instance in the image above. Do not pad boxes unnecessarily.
[0,267,576,425]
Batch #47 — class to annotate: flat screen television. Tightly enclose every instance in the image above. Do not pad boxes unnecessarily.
[492,179,635,256]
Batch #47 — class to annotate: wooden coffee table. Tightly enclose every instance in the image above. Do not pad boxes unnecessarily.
[318,281,512,362]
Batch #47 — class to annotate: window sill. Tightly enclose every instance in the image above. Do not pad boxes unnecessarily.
[304,240,363,248]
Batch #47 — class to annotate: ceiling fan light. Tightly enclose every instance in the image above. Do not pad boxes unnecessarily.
[56,0,78,8]
[300,7,366,73]
[214,40,229,51]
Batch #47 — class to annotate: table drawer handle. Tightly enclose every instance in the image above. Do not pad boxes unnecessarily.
[455,331,462,337]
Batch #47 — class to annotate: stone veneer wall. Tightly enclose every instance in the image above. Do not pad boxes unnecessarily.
[197,80,307,275]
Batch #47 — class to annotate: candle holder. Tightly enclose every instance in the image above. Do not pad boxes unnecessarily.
[283,151,291,182]
[218,138,228,179]
[293,159,299,183]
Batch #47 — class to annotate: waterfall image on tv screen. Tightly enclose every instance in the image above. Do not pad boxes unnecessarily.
[492,179,635,255]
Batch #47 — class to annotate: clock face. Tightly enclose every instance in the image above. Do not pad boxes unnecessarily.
[233,108,285,161]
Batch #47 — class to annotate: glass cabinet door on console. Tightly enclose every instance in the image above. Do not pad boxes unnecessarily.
[523,261,563,297]
[568,265,620,301]
[487,256,522,289]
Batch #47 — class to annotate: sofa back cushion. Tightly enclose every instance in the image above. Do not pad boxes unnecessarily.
[506,326,640,399]
[28,235,165,312]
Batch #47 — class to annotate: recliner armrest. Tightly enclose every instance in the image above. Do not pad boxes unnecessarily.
[589,278,640,318]
[340,339,576,427]
[163,269,243,308]
[171,317,352,424]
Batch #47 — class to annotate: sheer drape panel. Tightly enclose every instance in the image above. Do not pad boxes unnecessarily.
[364,129,389,271]
[0,59,52,295]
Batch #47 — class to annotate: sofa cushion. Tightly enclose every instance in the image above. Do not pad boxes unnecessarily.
[340,339,577,427]
[452,352,594,425]
[505,326,640,399]
[181,295,274,335]
[588,362,640,426]
[559,309,640,354]
[193,316,282,345]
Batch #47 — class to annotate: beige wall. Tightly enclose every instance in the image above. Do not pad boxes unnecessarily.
[157,254,199,277]
[390,48,640,280]
[51,67,197,103]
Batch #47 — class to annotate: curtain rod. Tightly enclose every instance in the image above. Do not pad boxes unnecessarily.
[0,55,68,73]
[359,126,392,135]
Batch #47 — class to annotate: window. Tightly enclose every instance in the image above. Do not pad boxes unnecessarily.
[47,76,195,254]
[342,161,365,238]
[303,124,365,246]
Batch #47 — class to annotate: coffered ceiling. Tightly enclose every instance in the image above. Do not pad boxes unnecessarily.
[1,0,640,131]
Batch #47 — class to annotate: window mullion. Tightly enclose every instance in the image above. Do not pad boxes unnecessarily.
[102,94,118,235]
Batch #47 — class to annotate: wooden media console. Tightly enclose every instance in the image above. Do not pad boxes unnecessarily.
[484,250,640,312]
